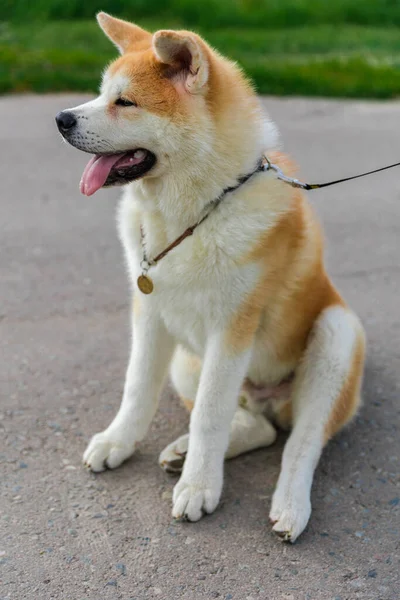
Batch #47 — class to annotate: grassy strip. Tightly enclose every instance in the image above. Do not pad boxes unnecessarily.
[2,0,400,29]
[1,21,400,97]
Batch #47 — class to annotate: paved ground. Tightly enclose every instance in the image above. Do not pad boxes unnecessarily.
[1,94,399,600]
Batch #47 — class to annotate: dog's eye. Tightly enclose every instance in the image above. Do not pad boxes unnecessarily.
[115,98,137,107]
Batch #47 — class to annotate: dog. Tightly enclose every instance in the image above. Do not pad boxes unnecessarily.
[56,12,365,542]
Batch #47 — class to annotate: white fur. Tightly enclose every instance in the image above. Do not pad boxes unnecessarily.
[60,33,364,542]
[83,302,174,471]
[160,407,277,470]
[172,338,252,520]
[62,75,172,157]
[270,306,361,541]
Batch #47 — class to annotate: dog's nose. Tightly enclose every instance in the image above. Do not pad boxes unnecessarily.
[55,111,77,132]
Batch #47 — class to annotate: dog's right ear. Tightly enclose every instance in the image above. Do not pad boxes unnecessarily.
[97,12,151,54]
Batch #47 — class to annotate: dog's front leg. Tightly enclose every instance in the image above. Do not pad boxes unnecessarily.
[83,299,174,472]
[172,333,252,521]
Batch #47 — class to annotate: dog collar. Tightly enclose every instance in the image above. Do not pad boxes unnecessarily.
[137,152,400,294]
[137,159,264,294]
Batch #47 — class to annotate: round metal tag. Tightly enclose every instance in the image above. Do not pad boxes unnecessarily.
[137,274,154,294]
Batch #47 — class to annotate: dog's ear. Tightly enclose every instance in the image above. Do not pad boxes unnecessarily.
[152,31,209,93]
[97,12,150,54]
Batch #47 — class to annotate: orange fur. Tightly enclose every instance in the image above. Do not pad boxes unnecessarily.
[274,401,293,430]
[108,50,182,118]
[267,150,299,177]
[97,13,151,53]
[181,397,194,412]
[104,21,258,130]
[226,183,343,362]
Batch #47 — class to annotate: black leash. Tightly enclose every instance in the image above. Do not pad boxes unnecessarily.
[263,156,400,191]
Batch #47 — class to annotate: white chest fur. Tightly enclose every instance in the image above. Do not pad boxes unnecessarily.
[117,186,275,355]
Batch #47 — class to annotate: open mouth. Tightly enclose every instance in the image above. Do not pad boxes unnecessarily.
[80,149,156,196]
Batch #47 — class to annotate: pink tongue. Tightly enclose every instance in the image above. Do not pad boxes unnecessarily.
[80,154,124,196]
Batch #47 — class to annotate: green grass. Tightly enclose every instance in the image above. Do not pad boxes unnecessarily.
[2,0,400,29]
[1,20,400,97]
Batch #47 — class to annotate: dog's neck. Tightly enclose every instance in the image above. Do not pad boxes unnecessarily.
[130,101,278,241]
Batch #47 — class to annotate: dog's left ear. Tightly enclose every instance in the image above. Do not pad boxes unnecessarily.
[153,31,209,93]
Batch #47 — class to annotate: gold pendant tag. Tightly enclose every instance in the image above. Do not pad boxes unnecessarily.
[137,274,154,294]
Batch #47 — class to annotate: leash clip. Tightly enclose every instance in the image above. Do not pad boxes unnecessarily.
[264,154,400,192]
[263,157,310,189]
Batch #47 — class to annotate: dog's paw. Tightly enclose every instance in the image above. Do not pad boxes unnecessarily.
[159,434,189,474]
[269,488,311,543]
[172,477,221,522]
[83,431,136,472]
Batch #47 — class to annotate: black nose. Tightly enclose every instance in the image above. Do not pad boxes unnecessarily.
[55,111,77,132]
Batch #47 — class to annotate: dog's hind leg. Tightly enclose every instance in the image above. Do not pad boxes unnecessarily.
[160,345,276,472]
[159,345,199,473]
[159,406,276,472]
[269,304,365,543]
[169,345,202,413]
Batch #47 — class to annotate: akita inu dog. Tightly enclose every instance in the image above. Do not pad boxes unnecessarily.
[56,13,365,542]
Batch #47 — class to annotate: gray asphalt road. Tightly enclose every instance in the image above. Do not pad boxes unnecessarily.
[1,94,399,600]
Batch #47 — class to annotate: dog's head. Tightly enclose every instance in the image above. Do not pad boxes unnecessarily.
[56,13,227,196]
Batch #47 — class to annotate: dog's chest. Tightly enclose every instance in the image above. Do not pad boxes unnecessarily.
[122,216,260,353]
[159,283,220,352]
[152,240,257,352]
